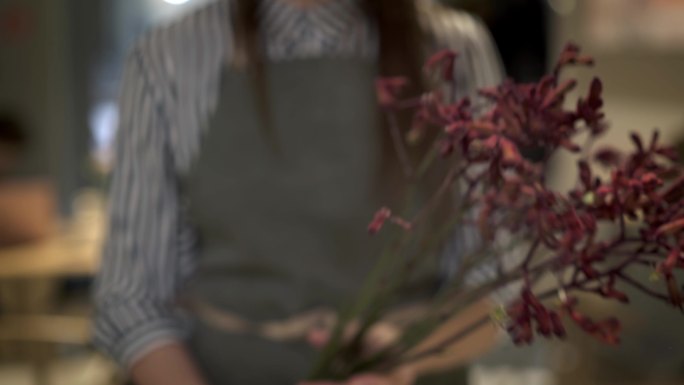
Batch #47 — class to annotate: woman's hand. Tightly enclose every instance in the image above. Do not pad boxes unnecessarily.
[299,299,500,385]
[131,342,210,385]
[298,322,417,385]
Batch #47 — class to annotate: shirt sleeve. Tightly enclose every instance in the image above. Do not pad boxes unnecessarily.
[92,46,197,369]
[436,13,519,303]
[451,14,505,99]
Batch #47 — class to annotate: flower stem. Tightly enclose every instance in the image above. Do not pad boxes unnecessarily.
[387,112,414,178]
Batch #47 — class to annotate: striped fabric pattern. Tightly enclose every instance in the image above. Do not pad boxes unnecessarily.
[260,0,377,59]
[93,0,504,368]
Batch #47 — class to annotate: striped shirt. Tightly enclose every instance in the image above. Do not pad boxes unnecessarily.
[93,0,504,368]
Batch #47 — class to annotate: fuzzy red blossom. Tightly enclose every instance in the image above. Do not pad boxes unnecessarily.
[367,207,392,235]
[310,44,684,380]
[560,298,622,345]
[390,216,413,232]
[577,78,606,135]
[375,77,409,108]
[367,207,413,235]
[398,45,684,348]
[506,290,567,345]
[555,42,595,74]
[657,219,684,236]
[541,79,577,109]
[594,147,623,167]
[472,72,590,154]
[424,49,458,82]
[600,275,630,303]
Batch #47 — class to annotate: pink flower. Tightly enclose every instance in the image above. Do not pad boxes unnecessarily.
[368,207,392,235]
[563,300,622,345]
[600,276,630,303]
[541,79,577,109]
[424,49,458,81]
[375,77,409,108]
[555,42,594,73]
[577,78,606,136]
[594,147,623,167]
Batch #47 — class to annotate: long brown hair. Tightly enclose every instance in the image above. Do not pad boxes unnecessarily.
[232,0,453,286]
[231,0,427,184]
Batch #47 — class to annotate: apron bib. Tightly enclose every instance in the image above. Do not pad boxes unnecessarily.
[181,57,466,385]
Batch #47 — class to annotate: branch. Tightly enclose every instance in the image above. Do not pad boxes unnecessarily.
[410,162,464,225]
[390,276,579,369]
[391,97,424,110]
[522,238,541,269]
[389,314,492,367]
[617,272,669,302]
[387,112,414,178]
[383,250,669,371]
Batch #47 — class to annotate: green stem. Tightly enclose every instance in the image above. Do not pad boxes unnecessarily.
[308,135,451,379]
[307,234,406,379]
[416,146,438,178]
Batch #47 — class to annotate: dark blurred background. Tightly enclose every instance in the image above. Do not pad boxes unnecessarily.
[0,0,683,384]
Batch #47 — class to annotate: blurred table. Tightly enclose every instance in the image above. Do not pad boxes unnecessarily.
[0,190,104,385]
[0,187,103,319]
[0,213,102,341]
[0,187,103,279]
[0,227,100,280]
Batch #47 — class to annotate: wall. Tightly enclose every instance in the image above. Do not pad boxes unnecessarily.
[547,0,684,190]
[0,0,79,215]
[548,1,684,382]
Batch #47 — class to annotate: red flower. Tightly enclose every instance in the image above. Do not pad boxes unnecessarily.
[579,161,592,189]
[594,147,623,167]
[365,42,684,360]
[631,132,645,153]
[596,318,622,345]
[661,175,684,204]
[563,300,622,345]
[390,217,413,232]
[657,249,682,275]
[541,79,577,109]
[499,137,523,166]
[656,219,684,237]
[577,78,606,135]
[507,290,568,344]
[600,276,630,303]
[535,308,553,337]
[368,207,392,235]
[555,42,595,73]
[424,49,458,81]
[367,207,413,235]
[375,77,409,108]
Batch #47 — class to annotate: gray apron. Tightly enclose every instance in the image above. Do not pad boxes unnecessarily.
[181,58,467,385]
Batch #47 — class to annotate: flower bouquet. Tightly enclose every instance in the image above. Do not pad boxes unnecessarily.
[307,43,684,381]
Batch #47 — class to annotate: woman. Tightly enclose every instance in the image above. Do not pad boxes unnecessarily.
[94,1,504,384]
